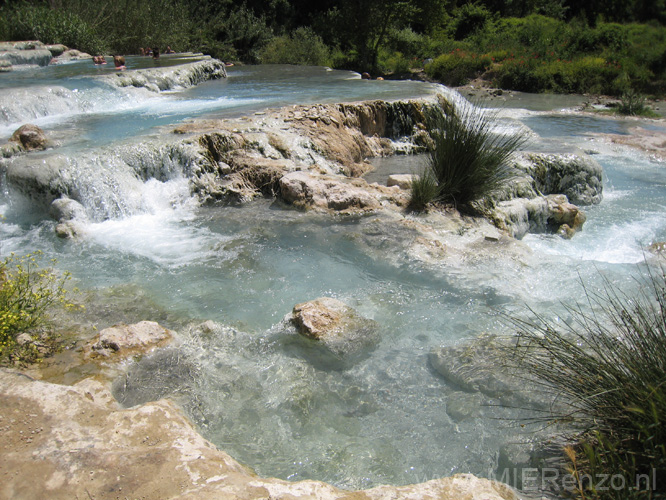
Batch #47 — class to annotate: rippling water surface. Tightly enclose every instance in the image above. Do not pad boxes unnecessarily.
[1,58,666,489]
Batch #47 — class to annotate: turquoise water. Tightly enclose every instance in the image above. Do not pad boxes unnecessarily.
[2,59,666,490]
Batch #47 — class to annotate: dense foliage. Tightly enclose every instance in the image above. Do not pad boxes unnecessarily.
[0,252,77,364]
[510,270,666,499]
[1,0,665,95]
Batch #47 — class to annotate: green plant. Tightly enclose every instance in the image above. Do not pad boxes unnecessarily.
[617,89,654,116]
[259,27,330,66]
[409,168,440,210]
[418,99,526,210]
[426,49,491,86]
[510,269,666,499]
[4,3,106,54]
[0,252,78,364]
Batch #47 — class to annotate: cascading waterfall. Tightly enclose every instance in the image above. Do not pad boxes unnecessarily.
[1,56,665,492]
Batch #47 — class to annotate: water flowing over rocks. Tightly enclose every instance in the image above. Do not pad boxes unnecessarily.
[106,57,227,92]
[487,152,602,238]
[0,41,53,68]
[0,369,518,499]
[2,92,603,243]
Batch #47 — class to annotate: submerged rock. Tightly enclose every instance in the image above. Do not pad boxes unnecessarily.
[429,334,550,410]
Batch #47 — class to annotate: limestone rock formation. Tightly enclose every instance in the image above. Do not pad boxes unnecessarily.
[280,171,380,212]
[512,152,604,206]
[0,369,518,500]
[494,193,587,239]
[88,320,173,358]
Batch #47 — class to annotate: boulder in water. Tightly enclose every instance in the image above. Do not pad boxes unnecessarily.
[88,320,173,358]
[50,196,88,222]
[9,124,49,151]
[288,297,380,363]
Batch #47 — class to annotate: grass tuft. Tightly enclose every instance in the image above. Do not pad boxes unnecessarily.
[412,99,526,211]
[509,268,666,499]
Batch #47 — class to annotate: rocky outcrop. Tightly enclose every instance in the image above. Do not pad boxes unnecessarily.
[0,369,518,500]
[487,152,602,238]
[513,152,603,206]
[493,193,587,239]
[280,171,381,211]
[87,321,173,358]
[107,58,227,92]
[0,40,53,67]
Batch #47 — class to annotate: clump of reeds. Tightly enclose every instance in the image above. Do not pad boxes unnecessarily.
[509,268,666,499]
[410,99,526,211]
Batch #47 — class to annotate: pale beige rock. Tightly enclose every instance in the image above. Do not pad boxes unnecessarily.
[387,174,415,189]
[88,320,173,357]
[0,369,519,500]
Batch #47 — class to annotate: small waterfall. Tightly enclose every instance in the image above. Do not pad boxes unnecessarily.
[4,138,206,221]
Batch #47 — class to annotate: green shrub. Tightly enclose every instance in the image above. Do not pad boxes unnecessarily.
[426,50,491,86]
[510,269,666,499]
[4,3,106,55]
[259,27,330,66]
[616,89,656,116]
[0,252,79,364]
[378,50,412,75]
[448,4,492,41]
[416,99,526,210]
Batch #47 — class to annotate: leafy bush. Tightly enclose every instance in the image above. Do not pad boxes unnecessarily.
[3,3,106,55]
[426,49,491,86]
[259,27,330,66]
[510,269,666,499]
[415,99,526,210]
[449,4,492,41]
[0,252,78,364]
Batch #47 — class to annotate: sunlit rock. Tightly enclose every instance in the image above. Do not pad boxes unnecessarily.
[387,173,415,189]
[493,194,587,239]
[280,171,379,211]
[0,369,519,499]
[87,320,173,358]
[288,297,380,361]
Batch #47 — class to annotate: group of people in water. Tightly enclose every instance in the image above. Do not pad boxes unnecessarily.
[93,45,175,70]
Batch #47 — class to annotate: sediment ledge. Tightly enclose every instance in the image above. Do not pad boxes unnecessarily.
[0,369,518,499]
